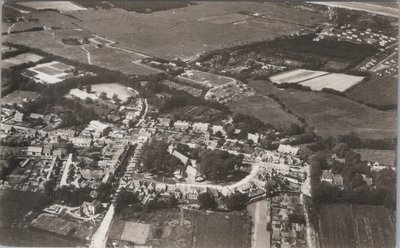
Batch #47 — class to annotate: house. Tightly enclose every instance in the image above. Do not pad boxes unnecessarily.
[70,137,92,147]
[277,144,299,156]
[247,133,260,144]
[29,113,44,121]
[174,121,190,130]
[27,146,43,156]
[42,144,53,157]
[53,148,67,158]
[361,174,373,186]
[332,174,343,186]
[157,118,171,127]
[80,200,101,216]
[155,183,167,192]
[88,120,112,133]
[321,170,333,184]
[13,111,24,122]
[167,184,176,193]
[186,188,199,200]
[192,122,209,132]
[186,165,200,182]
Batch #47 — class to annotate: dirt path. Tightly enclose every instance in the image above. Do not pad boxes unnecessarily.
[81,45,92,65]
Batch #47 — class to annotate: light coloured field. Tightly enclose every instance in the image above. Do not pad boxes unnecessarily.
[91,83,137,101]
[28,61,74,84]
[269,69,329,84]
[120,221,151,245]
[179,70,235,88]
[299,73,364,92]
[16,1,87,12]
[310,2,399,18]
[2,53,43,69]
[354,149,396,167]
[198,13,251,24]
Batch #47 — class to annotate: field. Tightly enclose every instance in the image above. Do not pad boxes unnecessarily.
[318,204,396,248]
[310,2,399,17]
[183,208,251,248]
[16,1,87,12]
[228,95,302,130]
[161,80,203,97]
[249,80,396,139]
[354,149,396,166]
[1,90,41,105]
[5,28,160,75]
[345,75,398,106]
[270,69,329,84]
[198,13,251,24]
[179,70,235,88]
[109,220,150,245]
[2,52,43,69]
[299,73,364,92]
[67,2,325,60]
[170,105,227,123]
[76,1,192,13]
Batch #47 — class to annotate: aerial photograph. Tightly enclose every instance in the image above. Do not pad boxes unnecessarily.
[0,1,398,248]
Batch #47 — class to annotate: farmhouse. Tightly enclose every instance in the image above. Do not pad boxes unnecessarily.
[13,112,24,122]
[157,117,171,127]
[27,146,43,156]
[247,133,260,143]
[174,121,190,130]
[192,122,209,132]
[321,170,333,184]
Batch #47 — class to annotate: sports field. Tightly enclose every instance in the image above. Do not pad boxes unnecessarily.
[299,73,364,92]
[269,69,329,84]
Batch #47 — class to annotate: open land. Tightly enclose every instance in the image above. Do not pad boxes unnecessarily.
[299,73,364,92]
[249,80,396,139]
[318,204,396,248]
[2,52,43,69]
[67,2,326,60]
[183,208,251,248]
[310,2,399,18]
[345,75,398,106]
[68,83,138,102]
[269,69,329,84]
[354,149,397,167]
[16,1,87,12]
[228,94,302,130]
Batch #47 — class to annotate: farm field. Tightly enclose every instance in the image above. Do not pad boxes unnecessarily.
[345,75,398,106]
[269,69,329,84]
[76,1,192,13]
[354,149,396,167]
[309,2,399,17]
[228,94,302,130]
[249,80,396,139]
[198,13,251,24]
[2,21,41,34]
[160,80,203,97]
[318,204,396,248]
[183,208,251,248]
[2,52,43,69]
[68,2,325,60]
[109,220,150,245]
[91,83,138,102]
[16,1,87,12]
[1,90,41,106]
[299,73,364,92]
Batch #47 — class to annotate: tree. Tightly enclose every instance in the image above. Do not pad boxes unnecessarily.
[198,191,217,210]
[86,85,92,93]
[85,97,93,104]
[112,93,120,103]
[100,92,107,100]
[224,193,249,210]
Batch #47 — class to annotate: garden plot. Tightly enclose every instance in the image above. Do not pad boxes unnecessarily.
[109,220,151,245]
[26,61,75,84]
[16,1,87,12]
[299,73,364,92]
[178,70,235,88]
[2,53,43,69]
[269,69,329,84]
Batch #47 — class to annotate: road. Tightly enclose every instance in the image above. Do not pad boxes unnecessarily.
[90,205,115,248]
[59,154,73,186]
[135,98,148,127]
[81,45,92,65]
[247,200,270,248]
[7,23,17,34]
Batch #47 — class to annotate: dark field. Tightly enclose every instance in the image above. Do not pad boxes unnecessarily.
[228,94,302,131]
[171,105,227,123]
[183,209,251,248]
[318,204,396,248]
[249,80,396,139]
[346,75,398,106]
[354,149,397,167]
[77,1,193,13]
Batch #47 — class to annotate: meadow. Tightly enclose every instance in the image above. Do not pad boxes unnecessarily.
[249,80,396,139]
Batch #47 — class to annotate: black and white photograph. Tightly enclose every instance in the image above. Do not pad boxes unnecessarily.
[0,0,398,247]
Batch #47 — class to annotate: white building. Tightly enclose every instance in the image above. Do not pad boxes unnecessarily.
[277,144,299,156]
[174,121,190,130]
[247,133,260,143]
[192,122,209,132]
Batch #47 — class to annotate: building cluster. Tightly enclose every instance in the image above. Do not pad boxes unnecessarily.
[269,193,307,248]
